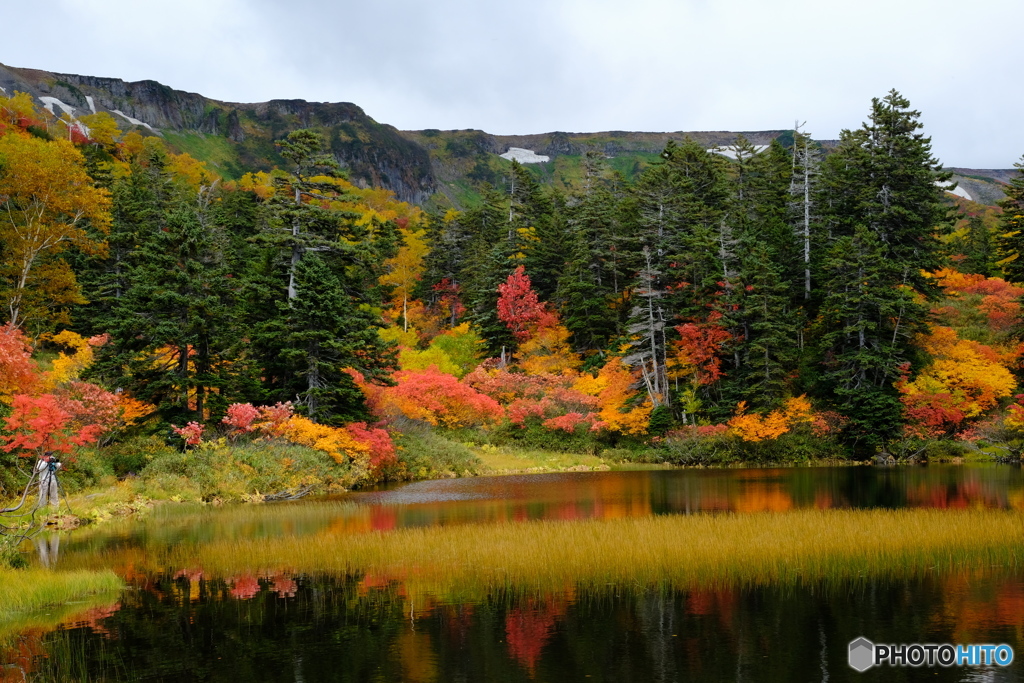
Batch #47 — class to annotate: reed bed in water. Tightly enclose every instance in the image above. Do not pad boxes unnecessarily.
[0,569,123,617]
[100,508,1024,591]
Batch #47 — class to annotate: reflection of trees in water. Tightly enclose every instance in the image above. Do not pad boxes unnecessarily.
[22,572,1024,682]
[504,595,567,675]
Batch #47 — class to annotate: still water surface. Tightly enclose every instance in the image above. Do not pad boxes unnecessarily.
[8,465,1024,682]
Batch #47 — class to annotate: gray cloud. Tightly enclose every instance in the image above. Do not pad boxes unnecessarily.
[2,0,1022,167]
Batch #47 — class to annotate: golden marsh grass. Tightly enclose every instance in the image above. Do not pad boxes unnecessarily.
[67,508,1024,592]
[0,569,123,619]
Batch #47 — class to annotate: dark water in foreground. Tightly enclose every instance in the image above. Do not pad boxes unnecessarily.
[7,465,1024,682]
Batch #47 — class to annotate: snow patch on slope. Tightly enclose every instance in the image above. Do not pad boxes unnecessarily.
[111,109,158,133]
[710,145,769,159]
[85,96,96,114]
[37,96,90,137]
[500,147,550,164]
[39,96,76,117]
[938,181,972,202]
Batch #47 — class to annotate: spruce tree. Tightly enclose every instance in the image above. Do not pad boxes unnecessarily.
[247,129,397,422]
[73,148,174,335]
[276,253,393,424]
[996,156,1024,283]
[623,139,730,410]
[95,203,235,424]
[556,156,628,354]
[814,91,949,449]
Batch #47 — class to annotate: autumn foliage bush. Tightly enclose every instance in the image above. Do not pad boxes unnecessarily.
[661,396,847,464]
[374,367,504,428]
[215,401,397,481]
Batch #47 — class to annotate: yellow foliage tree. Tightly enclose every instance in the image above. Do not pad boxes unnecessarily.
[78,112,122,150]
[379,325,421,350]
[168,152,218,193]
[380,226,430,332]
[237,171,275,200]
[46,330,94,386]
[0,92,39,129]
[903,326,1016,419]
[398,346,461,377]
[593,358,650,435]
[0,132,111,330]
[517,322,582,375]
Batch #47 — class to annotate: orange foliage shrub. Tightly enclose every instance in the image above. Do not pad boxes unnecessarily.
[1005,396,1024,432]
[930,268,1024,337]
[590,358,651,436]
[345,422,397,469]
[117,394,155,427]
[461,362,605,431]
[377,367,504,428]
[279,414,370,465]
[254,402,296,437]
[726,397,814,442]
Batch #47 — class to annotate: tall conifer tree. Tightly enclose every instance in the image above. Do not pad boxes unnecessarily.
[815,90,949,448]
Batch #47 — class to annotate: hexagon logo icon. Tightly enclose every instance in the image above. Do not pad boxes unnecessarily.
[848,637,875,672]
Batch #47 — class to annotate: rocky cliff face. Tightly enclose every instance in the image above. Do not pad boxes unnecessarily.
[0,63,436,204]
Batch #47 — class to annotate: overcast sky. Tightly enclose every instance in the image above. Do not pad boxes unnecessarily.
[3,0,1022,168]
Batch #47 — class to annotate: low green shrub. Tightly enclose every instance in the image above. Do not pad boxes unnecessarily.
[661,429,849,465]
[394,428,481,479]
[141,440,352,501]
[101,435,176,477]
[0,535,27,570]
[485,420,611,454]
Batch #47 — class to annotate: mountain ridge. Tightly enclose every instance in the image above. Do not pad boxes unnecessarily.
[0,62,1013,207]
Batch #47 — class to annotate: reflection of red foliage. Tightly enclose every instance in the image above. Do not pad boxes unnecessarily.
[370,507,398,531]
[228,574,261,600]
[271,573,298,598]
[174,567,205,582]
[65,602,122,637]
[505,596,567,676]
[442,604,476,648]
[0,628,46,681]
[356,572,408,598]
